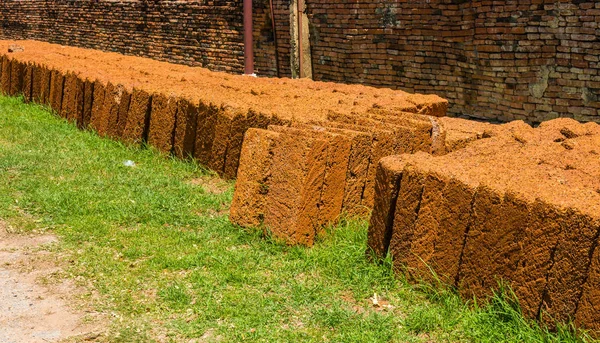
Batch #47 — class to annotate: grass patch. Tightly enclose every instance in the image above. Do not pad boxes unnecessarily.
[0,95,593,342]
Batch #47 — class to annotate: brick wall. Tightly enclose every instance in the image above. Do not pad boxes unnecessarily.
[305,0,600,123]
[0,0,259,74]
[253,0,277,76]
[1,0,599,123]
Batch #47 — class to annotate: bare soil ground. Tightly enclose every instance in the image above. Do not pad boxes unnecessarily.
[0,221,104,343]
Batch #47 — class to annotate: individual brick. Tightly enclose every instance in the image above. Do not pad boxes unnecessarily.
[9,58,24,96]
[458,188,531,300]
[115,88,132,138]
[223,110,270,179]
[147,92,178,153]
[81,79,94,128]
[37,65,52,106]
[206,108,235,173]
[121,88,151,145]
[400,170,469,284]
[220,111,248,177]
[89,80,107,134]
[576,220,600,332]
[173,97,199,159]
[536,210,600,326]
[387,165,428,272]
[102,83,127,139]
[193,100,220,166]
[366,156,405,258]
[315,133,353,224]
[1,57,13,95]
[229,128,279,227]
[431,177,477,285]
[73,76,85,125]
[264,126,351,245]
[336,129,373,217]
[48,69,64,113]
[31,63,44,103]
[61,72,84,123]
[22,62,33,102]
[263,130,329,245]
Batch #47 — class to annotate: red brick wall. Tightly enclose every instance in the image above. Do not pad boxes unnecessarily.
[305,0,600,123]
[0,0,270,75]
[1,0,599,123]
[253,0,277,76]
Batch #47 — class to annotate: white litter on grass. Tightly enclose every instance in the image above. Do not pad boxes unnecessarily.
[123,160,136,167]
[371,293,379,307]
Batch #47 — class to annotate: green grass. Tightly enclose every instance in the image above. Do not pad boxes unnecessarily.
[0,95,593,342]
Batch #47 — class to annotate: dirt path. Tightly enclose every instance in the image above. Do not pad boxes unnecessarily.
[0,221,104,343]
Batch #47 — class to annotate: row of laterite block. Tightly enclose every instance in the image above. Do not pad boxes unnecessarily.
[1,53,472,248]
[229,104,493,245]
[367,119,600,333]
[2,50,488,248]
[0,54,290,179]
[3,46,599,334]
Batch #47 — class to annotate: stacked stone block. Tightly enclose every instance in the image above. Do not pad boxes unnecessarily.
[229,111,491,246]
[0,56,284,178]
[0,40,447,182]
[367,118,600,330]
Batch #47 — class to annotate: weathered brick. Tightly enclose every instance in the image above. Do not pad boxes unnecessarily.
[0,0,598,123]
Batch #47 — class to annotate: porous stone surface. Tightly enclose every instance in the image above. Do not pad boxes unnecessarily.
[230,112,492,246]
[0,39,447,179]
[367,118,600,330]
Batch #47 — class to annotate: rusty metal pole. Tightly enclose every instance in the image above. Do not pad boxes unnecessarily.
[243,0,254,75]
